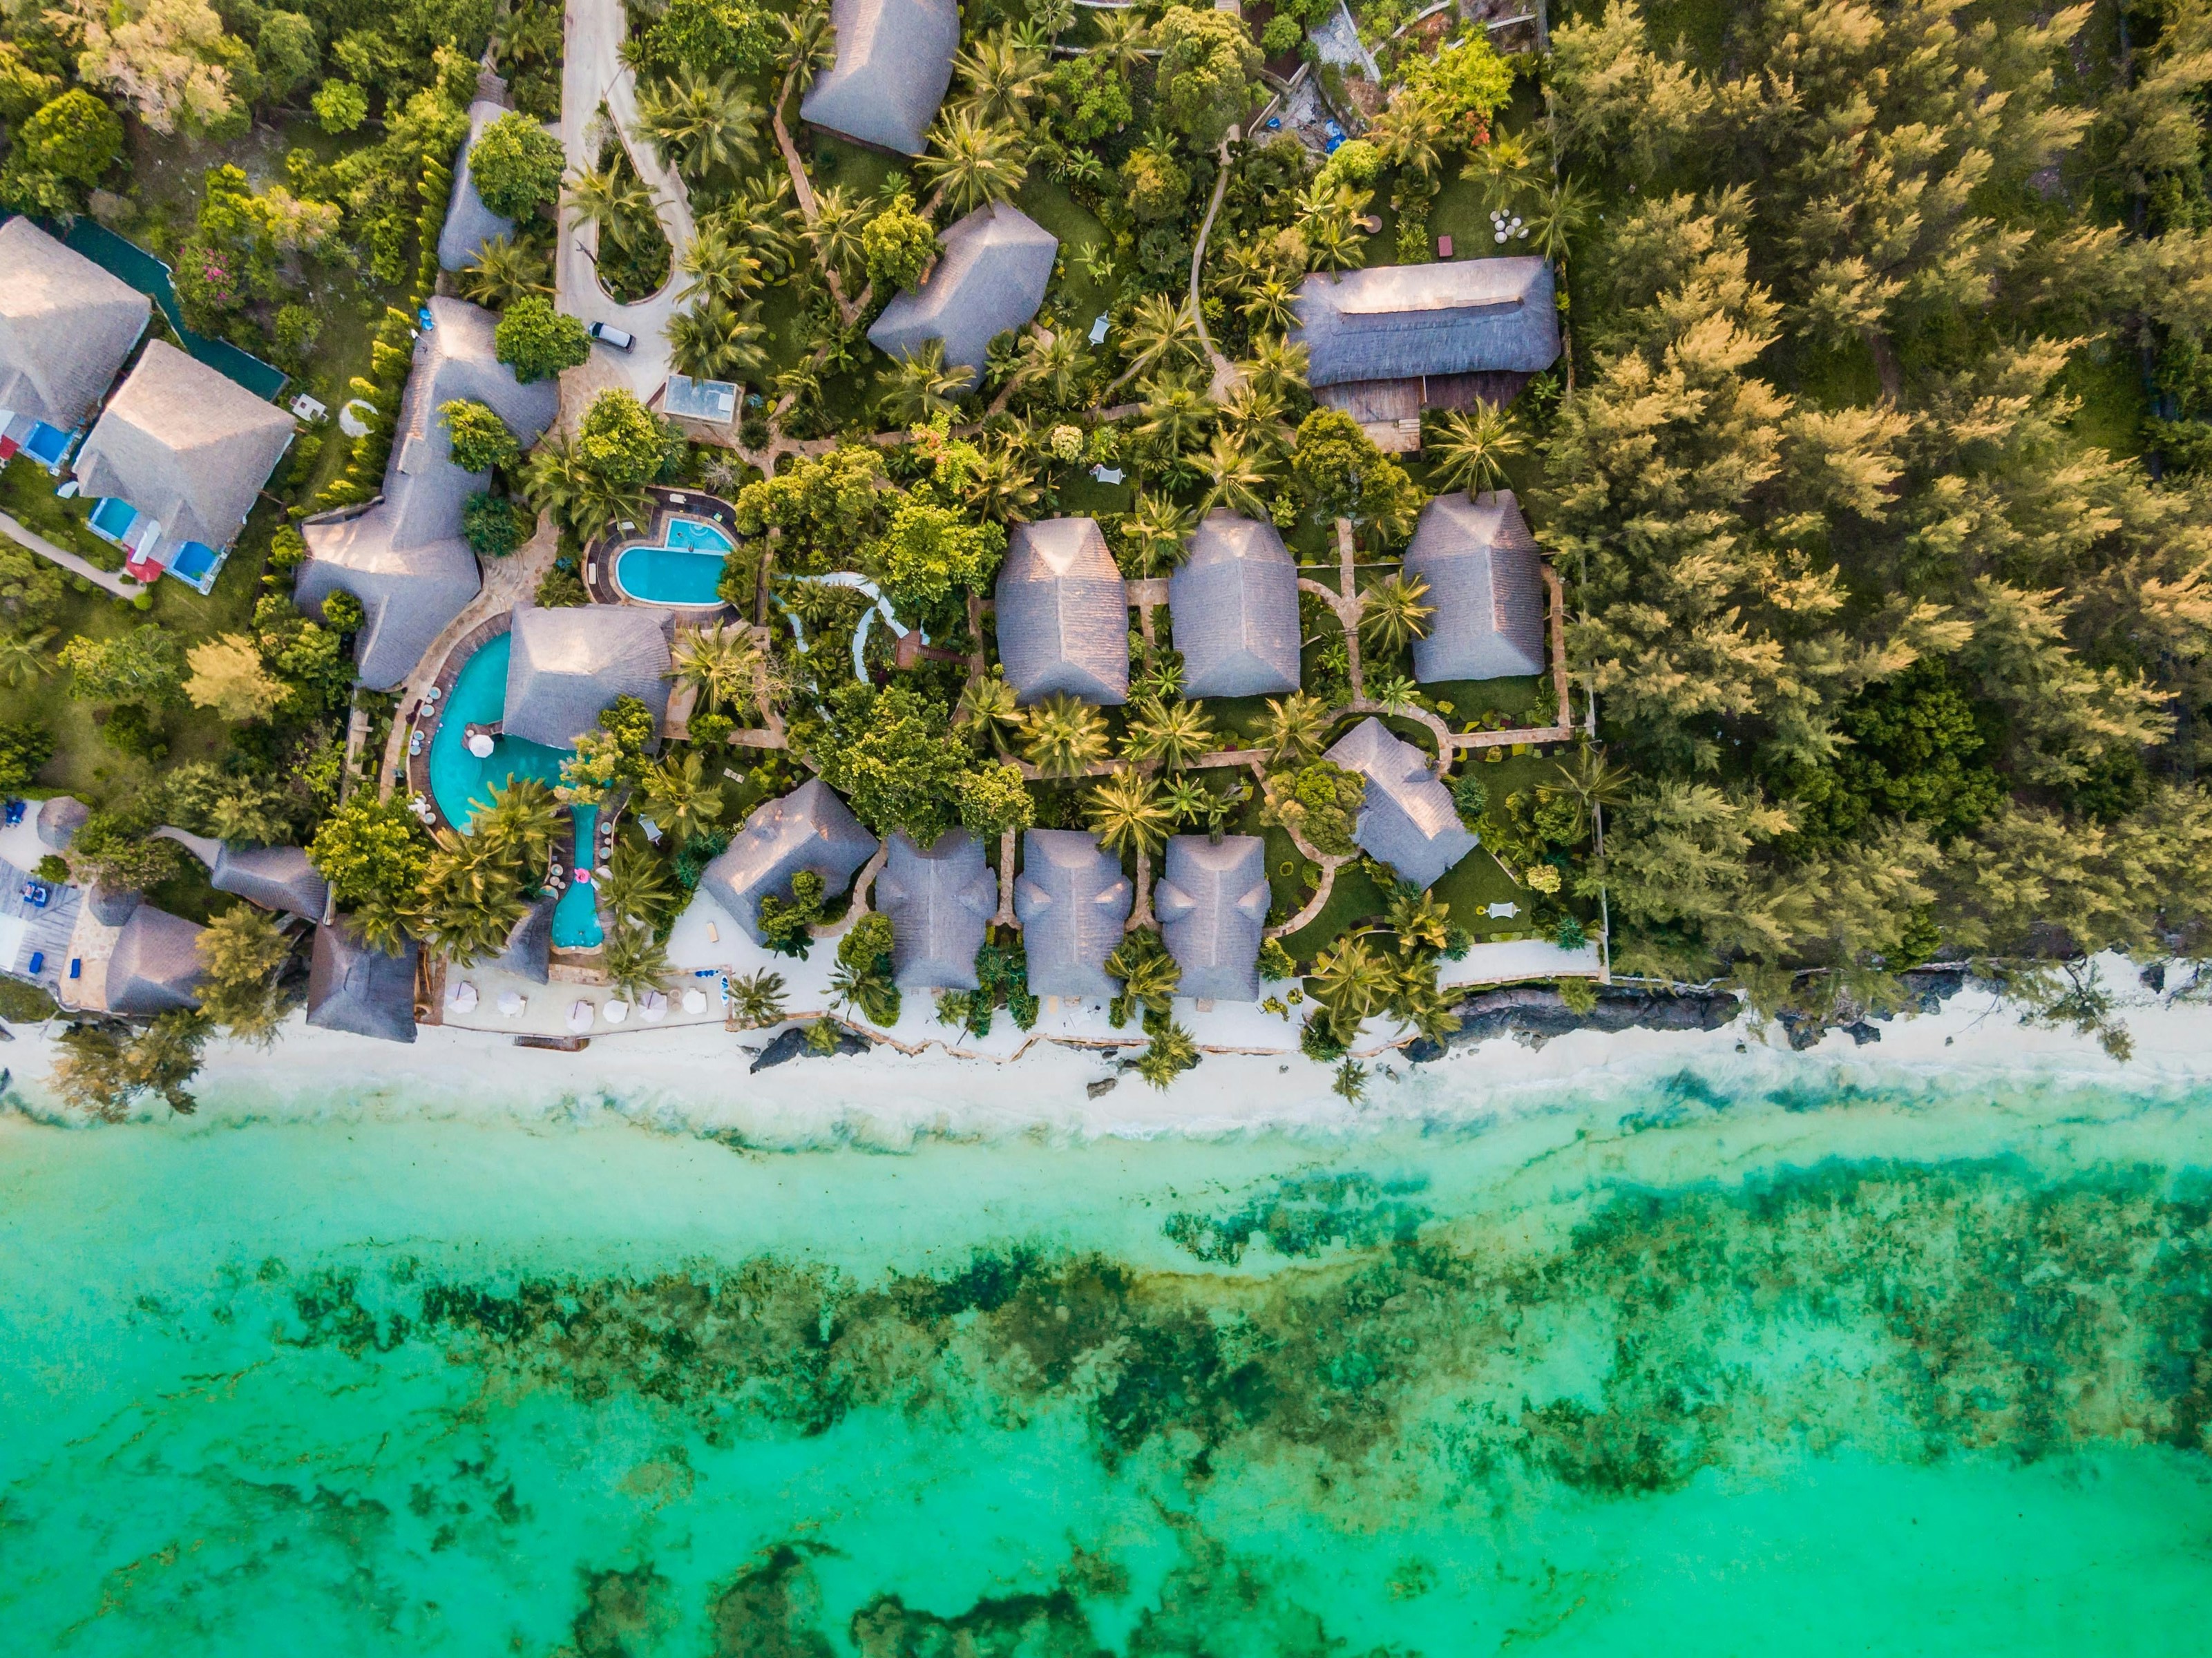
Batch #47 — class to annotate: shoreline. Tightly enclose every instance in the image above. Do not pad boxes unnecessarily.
[9,952,2212,1147]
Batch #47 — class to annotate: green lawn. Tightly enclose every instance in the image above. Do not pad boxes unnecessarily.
[1,459,124,569]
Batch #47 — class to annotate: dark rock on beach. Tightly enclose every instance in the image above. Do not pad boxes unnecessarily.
[1409,984,1743,1059]
[749,1025,870,1072]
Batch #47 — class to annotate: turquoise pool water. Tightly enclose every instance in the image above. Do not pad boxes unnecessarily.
[551,802,602,948]
[426,632,571,830]
[10,1074,2212,1653]
[616,516,735,606]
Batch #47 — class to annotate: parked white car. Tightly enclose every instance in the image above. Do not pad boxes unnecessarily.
[587,321,634,351]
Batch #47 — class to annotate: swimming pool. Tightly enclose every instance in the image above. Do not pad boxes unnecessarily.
[614,516,736,607]
[425,632,571,830]
[551,803,602,949]
[88,496,138,540]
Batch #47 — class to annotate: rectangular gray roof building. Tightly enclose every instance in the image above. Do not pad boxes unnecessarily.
[700,779,879,946]
[876,828,995,990]
[995,517,1129,705]
[799,0,960,155]
[1170,511,1302,698]
[307,919,420,1042]
[0,218,150,433]
[297,298,560,689]
[1014,828,1130,1000]
[1156,834,1270,1001]
[867,203,1057,390]
[105,903,206,1017]
[1404,490,1547,683]
[1325,717,1478,890]
[502,603,674,750]
[1289,256,1560,390]
[70,339,294,552]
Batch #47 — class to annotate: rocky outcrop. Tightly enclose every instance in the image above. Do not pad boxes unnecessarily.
[749,1024,872,1071]
[1407,984,1742,1060]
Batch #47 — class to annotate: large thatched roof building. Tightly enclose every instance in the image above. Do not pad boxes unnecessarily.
[501,604,674,750]
[1170,511,1302,698]
[700,780,879,946]
[994,518,1129,705]
[875,828,996,991]
[1014,829,1130,1000]
[1403,490,1547,683]
[1156,835,1270,1002]
[799,0,960,155]
[867,203,1057,390]
[1324,718,1478,890]
[0,218,149,444]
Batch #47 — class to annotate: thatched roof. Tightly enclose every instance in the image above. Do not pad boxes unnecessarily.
[502,604,674,749]
[0,218,149,433]
[307,919,419,1042]
[1290,257,1560,389]
[799,0,960,155]
[35,795,88,851]
[1156,835,1269,1002]
[1013,829,1129,1000]
[487,895,554,984]
[876,828,995,990]
[155,828,328,921]
[994,517,1129,705]
[700,779,879,945]
[866,203,1057,389]
[1170,511,1302,698]
[296,298,559,689]
[438,102,520,273]
[105,904,205,1016]
[70,339,294,551]
[1324,717,1478,890]
[1404,490,1547,683]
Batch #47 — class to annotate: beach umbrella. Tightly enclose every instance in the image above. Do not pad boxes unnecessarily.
[497,989,526,1018]
[446,980,479,1013]
[566,1000,594,1033]
[638,991,667,1023]
[681,987,709,1015]
[604,1000,630,1024]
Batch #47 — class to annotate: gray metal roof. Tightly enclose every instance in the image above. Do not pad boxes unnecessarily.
[70,339,294,551]
[876,828,995,990]
[296,298,560,689]
[799,0,960,155]
[488,894,554,983]
[307,919,420,1042]
[35,795,88,850]
[0,218,149,432]
[501,602,674,749]
[1170,511,1302,698]
[866,202,1057,389]
[1324,717,1478,890]
[1405,490,1547,683]
[105,903,206,1016]
[1289,256,1561,390]
[438,101,521,273]
[155,828,328,921]
[1013,828,1129,999]
[700,779,879,945]
[994,517,1128,705]
[1156,834,1268,1001]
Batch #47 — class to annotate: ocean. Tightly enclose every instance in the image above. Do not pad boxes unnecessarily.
[6,1057,2212,1655]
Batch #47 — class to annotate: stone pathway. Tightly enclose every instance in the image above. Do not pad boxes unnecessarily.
[0,512,137,598]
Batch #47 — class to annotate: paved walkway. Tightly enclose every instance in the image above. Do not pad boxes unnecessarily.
[0,512,138,598]
[555,0,698,423]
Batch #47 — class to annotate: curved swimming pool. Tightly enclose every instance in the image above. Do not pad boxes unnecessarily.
[425,633,570,830]
[614,516,736,607]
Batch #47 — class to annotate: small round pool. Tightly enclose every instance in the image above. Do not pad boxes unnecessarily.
[426,633,571,830]
[615,516,736,607]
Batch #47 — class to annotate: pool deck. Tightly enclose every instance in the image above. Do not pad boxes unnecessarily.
[582,485,741,613]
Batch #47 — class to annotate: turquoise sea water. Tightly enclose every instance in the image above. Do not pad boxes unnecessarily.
[8,1071,2212,1653]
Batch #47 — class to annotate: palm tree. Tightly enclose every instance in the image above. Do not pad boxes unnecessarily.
[1369,90,1445,189]
[776,2,835,93]
[603,921,672,1001]
[669,296,770,385]
[1161,772,1213,828]
[351,893,411,956]
[960,448,1041,522]
[877,340,970,425]
[1135,373,1215,456]
[566,161,652,253]
[1090,10,1151,76]
[830,956,902,1025]
[1105,931,1181,1023]
[1008,328,1086,410]
[1313,933,1392,1031]
[1366,669,1419,712]
[1385,887,1452,956]
[727,968,789,1027]
[1136,1021,1199,1089]
[1119,293,1201,382]
[633,66,762,183]
[0,627,51,688]
[917,109,1027,216]
[953,27,1046,129]
[1087,768,1173,859]
[459,235,551,307]
[957,671,1023,754]
[1360,572,1433,656]
[1304,211,1369,273]
[1240,335,1308,399]
[640,750,724,842]
[1120,492,1192,576]
[1239,278,1298,336]
[1020,692,1110,779]
[1427,401,1525,497]
[1217,379,1290,457]
[1196,432,1271,520]
[415,828,531,965]
[679,219,765,304]
[1121,696,1217,770]
[476,777,564,868]
[721,174,799,278]
[672,621,764,714]
[1538,743,1631,836]
[524,434,649,542]
[1525,176,1591,265]
[1260,690,1333,761]
[599,841,676,935]
[805,184,868,285]
[1331,1057,1367,1103]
